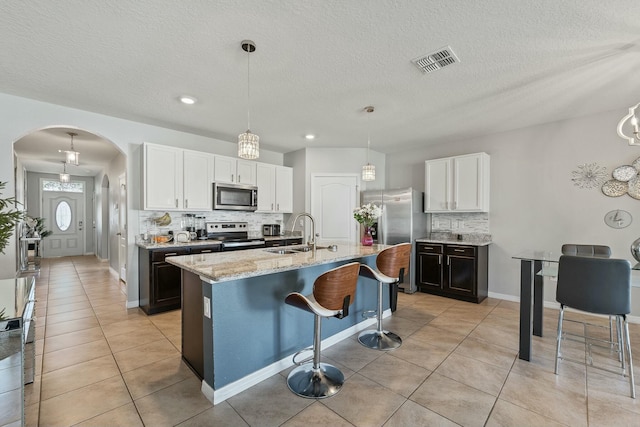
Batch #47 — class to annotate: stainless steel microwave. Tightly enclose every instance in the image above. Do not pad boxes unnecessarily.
[212,182,258,211]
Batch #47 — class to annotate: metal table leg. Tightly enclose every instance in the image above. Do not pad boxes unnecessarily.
[519,260,534,361]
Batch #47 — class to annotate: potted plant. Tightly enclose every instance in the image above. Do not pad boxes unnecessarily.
[0,181,23,254]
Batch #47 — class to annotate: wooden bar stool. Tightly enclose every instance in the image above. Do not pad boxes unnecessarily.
[358,242,411,350]
[284,262,360,398]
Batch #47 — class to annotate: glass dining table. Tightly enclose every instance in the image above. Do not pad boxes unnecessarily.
[512,251,640,361]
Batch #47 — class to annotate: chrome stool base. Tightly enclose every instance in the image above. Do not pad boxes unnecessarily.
[286,362,344,399]
[358,329,402,350]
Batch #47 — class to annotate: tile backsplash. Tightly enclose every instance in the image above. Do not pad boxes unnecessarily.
[431,212,489,234]
[139,211,285,237]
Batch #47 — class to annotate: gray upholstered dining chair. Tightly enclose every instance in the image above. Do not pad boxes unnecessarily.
[554,255,635,398]
[561,244,617,348]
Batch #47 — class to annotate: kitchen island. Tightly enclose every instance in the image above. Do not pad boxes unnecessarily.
[166,243,389,404]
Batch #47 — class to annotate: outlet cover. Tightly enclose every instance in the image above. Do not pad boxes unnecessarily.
[203,296,211,318]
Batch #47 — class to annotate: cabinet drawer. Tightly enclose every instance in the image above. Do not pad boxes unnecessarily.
[417,243,443,254]
[191,245,221,254]
[446,245,476,257]
[151,248,189,262]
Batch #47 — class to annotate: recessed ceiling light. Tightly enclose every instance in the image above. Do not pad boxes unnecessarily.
[305,134,315,140]
[179,96,197,105]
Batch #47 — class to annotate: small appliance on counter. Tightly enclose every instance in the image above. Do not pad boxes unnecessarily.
[262,224,281,236]
[182,213,196,232]
[196,216,207,240]
[174,230,190,243]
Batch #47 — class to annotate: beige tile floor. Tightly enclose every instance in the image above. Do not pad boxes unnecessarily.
[23,255,640,426]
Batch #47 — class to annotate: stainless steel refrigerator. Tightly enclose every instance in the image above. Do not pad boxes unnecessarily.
[361,187,430,294]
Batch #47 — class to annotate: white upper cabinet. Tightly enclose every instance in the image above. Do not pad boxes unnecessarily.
[256,163,293,213]
[143,143,183,211]
[182,150,213,210]
[213,156,256,185]
[424,152,490,213]
[143,143,213,211]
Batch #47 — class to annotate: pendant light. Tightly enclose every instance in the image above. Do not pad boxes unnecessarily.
[238,40,259,159]
[60,132,80,165]
[362,106,375,182]
[59,161,70,183]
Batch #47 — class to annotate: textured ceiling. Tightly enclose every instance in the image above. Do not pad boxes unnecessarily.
[4,0,640,171]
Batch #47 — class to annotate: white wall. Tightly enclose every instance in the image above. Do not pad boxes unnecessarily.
[0,93,284,305]
[387,108,640,310]
[285,147,386,210]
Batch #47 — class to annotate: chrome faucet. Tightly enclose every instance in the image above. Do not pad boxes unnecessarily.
[292,212,317,251]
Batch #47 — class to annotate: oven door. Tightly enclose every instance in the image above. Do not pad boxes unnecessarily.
[213,182,258,211]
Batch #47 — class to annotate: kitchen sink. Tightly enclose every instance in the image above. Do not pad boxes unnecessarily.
[266,248,298,255]
[267,245,338,255]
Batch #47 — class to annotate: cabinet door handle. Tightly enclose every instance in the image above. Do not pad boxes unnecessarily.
[271,203,274,210]
[231,174,234,182]
[238,175,241,182]
[453,201,457,210]
[424,246,433,250]
[446,256,449,265]
[165,252,178,257]
[454,249,465,252]
[201,250,212,253]
[175,199,179,208]
[438,255,442,265]
[276,203,279,211]
[185,199,188,208]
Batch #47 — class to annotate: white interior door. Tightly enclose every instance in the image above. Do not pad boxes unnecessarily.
[43,191,85,257]
[310,174,358,243]
[118,174,127,282]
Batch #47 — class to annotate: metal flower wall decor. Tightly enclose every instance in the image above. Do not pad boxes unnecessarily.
[601,156,640,200]
[571,163,608,189]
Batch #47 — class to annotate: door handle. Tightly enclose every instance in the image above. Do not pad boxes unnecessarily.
[116,232,122,236]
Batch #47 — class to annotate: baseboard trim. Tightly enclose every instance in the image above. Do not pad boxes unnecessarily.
[204,312,388,405]
[126,300,139,309]
[487,291,640,324]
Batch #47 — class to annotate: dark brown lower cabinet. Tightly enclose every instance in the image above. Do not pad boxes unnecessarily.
[181,270,204,379]
[416,242,488,303]
[264,237,303,247]
[139,244,221,315]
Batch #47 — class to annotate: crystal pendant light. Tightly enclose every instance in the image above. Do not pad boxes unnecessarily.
[362,106,376,182]
[60,132,80,165]
[59,161,70,183]
[238,40,259,159]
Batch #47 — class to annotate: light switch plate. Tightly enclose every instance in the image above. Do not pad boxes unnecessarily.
[203,296,211,318]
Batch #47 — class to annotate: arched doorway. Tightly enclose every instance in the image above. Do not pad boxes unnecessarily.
[13,126,125,277]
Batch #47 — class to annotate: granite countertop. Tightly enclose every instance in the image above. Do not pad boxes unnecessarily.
[137,234,303,250]
[416,232,492,246]
[166,242,387,284]
[136,239,224,250]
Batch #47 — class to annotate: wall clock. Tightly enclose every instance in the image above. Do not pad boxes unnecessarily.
[604,209,632,229]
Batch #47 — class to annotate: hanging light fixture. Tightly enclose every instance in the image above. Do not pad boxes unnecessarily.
[59,132,80,165]
[238,40,259,159]
[617,102,640,146]
[59,161,70,183]
[362,106,376,182]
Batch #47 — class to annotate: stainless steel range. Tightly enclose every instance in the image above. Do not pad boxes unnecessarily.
[205,221,265,251]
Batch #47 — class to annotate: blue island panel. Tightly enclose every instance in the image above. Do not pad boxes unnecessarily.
[207,255,388,389]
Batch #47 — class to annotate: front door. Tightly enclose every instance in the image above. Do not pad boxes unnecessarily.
[310,174,358,244]
[42,190,85,257]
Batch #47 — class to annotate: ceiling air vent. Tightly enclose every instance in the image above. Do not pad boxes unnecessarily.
[412,46,460,74]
